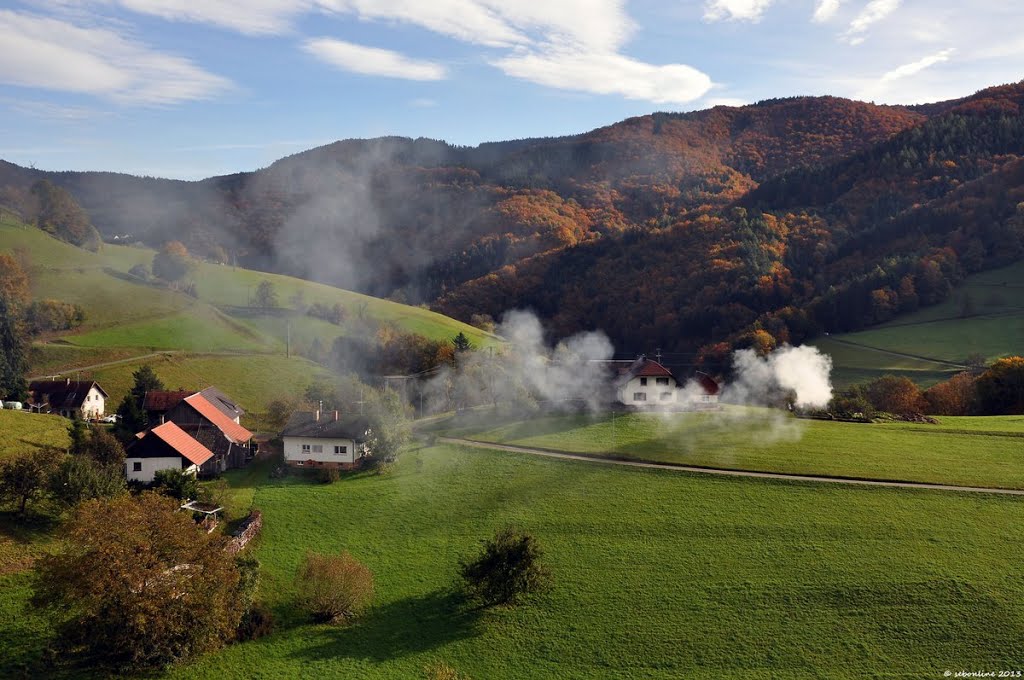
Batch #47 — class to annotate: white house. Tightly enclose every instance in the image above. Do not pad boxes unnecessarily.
[27,379,108,419]
[281,410,371,469]
[124,421,214,484]
[595,357,721,409]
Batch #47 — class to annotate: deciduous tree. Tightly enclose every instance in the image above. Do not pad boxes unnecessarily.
[976,357,1024,415]
[296,551,374,624]
[31,493,244,671]
[460,526,550,607]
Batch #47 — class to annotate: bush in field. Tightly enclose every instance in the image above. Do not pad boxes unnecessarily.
[975,356,1024,415]
[296,551,374,624]
[317,466,340,484]
[48,455,125,509]
[460,527,550,607]
[25,299,85,335]
[924,372,979,415]
[0,448,60,515]
[864,375,925,415]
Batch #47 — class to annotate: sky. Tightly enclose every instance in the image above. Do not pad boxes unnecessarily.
[0,0,1021,179]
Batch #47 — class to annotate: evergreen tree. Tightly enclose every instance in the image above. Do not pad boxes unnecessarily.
[129,365,164,408]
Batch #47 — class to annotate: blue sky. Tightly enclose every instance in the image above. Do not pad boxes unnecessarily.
[1,0,1020,179]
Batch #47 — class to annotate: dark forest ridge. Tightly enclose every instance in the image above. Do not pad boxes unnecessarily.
[2,81,1022,368]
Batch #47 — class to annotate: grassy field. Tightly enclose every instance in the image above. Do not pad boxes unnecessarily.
[0,410,69,460]
[818,260,1024,387]
[438,409,1024,490]
[1,219,493,350]
[2,218,494,412]
[6,443,1024,678]
[85,353,339,420]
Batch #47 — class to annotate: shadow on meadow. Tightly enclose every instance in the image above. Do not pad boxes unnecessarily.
[289,589,484,663]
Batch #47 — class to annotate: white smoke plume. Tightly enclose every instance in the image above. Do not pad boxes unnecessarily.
[726,344,833,408]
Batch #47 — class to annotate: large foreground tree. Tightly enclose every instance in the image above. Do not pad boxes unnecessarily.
[32,493,244,671]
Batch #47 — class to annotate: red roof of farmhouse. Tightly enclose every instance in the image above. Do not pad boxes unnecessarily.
[183,394,253,444]
[147,422,214,466]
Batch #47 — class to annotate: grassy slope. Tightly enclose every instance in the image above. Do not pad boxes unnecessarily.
[2,219,494,410]
[0,444,1007,678]
[817,260,1024,387]
[443,410,1024,489]
[0,410,69,460]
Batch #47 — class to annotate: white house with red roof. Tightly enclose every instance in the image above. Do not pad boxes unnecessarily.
[597,356,721,408]
[125,421,215,483]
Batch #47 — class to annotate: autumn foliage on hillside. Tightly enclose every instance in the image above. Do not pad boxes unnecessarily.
[2,81,1023,358]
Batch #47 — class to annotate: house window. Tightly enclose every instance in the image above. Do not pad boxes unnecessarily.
[312,445,323,454]
[301,444,311,453]
[334,445,347,455]
[660,392,673,401]
[640,377,647,386]
[656,377,669,386]
[633,392,647,401]
[86,395,90,402]
[132,461,142,472]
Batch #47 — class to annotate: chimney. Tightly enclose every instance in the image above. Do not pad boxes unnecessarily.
[333,410,339,421]
[316,400,323,422]
[66,377,71,386]
[315,409,320,422]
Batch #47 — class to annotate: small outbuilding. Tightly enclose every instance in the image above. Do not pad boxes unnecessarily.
[281,410,371,470]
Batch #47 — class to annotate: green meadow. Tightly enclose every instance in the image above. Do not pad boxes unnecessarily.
[2,218,493,411]
[0,410,69,460]
[438,409,1024,490]
[6,443,1024,678]
[819,260,1024,387]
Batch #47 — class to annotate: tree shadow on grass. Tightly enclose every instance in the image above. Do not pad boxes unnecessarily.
[290,589,484,663]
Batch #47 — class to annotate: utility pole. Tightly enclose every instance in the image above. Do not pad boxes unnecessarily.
[655,348,662,364]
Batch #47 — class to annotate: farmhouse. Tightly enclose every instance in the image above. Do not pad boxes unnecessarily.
[281,410,371,469]
[27,379,108,419]
[592,357,721,409]
[125,421,214,483]
[163,393,254,474]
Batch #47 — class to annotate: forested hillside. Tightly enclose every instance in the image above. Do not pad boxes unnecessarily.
[2,82,1022,362]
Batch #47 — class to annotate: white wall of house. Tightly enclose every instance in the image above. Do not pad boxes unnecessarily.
[283,435,366,465]
[81,386,105,418]
[618,376,677,405]
[125,456,192,483]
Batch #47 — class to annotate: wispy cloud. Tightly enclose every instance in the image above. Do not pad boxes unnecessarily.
[303,38,447,81]
[409,98,439,108]
[703,0,776,22]
[812,0,843,23]
[0,97,111,120]
[0,9,231,105]
[494,49,712,105]
[856,47,956,102]
[843,0,901,45]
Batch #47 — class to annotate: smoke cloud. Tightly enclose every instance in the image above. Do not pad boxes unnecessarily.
[726,345,834,409]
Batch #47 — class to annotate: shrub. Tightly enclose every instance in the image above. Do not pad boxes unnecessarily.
[296,551,374,624]
[236,602,275,641]
[152,468,199,500]
[460,527,550,607]
[317,467,340,484]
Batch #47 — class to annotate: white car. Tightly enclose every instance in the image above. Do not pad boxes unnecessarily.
[100,414,119,423]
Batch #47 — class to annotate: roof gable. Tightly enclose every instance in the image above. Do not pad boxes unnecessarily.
[183,394,252,444]
[143,390,192,412]
[129,422,214,466]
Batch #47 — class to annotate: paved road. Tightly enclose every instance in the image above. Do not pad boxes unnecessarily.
[437,436,1024,496]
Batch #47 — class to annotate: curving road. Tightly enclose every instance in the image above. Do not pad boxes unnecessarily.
[436,436,1024,497]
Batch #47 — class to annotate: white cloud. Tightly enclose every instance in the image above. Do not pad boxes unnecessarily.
[116,0,307,35]
[703,0,775,22]
[856,47,956,102]
[0,10,230,104]
[495,49,712,105]
[303,38,447,80]
[1,98,110,120]
[843,0,901,44]
[812,0,843,23]
[409,97,439,108]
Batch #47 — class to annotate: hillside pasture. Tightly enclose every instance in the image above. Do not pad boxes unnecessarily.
[0,410,69,460]
[4,443,1022,678]
[438,410,1024,490]
[822,260,1024,385]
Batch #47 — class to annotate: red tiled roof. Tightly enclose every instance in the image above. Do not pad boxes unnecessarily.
[149,422,214,466]
[183,394,253,444]
[143,390,192,412]
[631,359,675,378]
[695,371,721,396]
